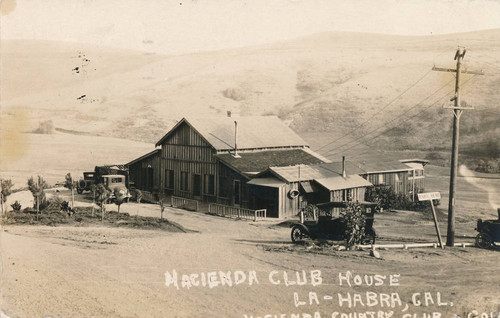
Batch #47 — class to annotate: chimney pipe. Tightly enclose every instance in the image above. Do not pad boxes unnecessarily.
[233,120,240,158]
[342,156,346,178]
[497,208,500,220]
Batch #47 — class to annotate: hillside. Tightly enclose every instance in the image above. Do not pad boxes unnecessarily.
[1,31,499,166]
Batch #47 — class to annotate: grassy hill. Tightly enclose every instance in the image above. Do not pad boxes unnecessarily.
[1,31,499,170]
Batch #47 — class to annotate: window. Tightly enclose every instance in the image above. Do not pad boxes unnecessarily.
[204,174,215,195]
[343,189,353,201]
[165,170,174,189]
[180,171,189,191]
[378,174,384,185]
[219,176,229,198]
[111,177,123,183]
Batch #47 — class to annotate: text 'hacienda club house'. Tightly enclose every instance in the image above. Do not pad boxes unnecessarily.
[126,115,428,218]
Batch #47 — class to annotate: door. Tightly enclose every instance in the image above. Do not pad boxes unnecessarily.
[233,180,241,206]
[193,174,201,198]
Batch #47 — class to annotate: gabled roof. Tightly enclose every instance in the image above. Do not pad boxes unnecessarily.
[254,163,372,191]
[126,149,161,166]
[399,159,430,166]
[319,161,367,175]
[315,175,372,191]
[333,153,412,174]
[216,149,324,175]
[155,116,309,150]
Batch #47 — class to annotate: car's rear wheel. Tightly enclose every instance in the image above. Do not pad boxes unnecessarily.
[475,233,492,248]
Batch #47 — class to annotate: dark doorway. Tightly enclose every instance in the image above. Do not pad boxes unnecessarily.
[193,174,201,197]
[249,185,279,218]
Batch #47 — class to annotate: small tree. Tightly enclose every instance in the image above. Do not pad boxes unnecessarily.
[113,187,126,213]
[0,179,14,215]
[90,184,97,217]
[135,189,142,216]
[340,202,366,248]
[28,176,48,220]
[159,199,165,222]
[95,184,110,222]
[64,173,75,209]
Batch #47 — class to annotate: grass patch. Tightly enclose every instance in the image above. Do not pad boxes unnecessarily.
[1,206,189,232]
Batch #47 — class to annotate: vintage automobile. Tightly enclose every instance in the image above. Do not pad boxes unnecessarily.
[290,201,377,245]
[475,208,500,248]
[101,174,131,202]
[76,171,95,194]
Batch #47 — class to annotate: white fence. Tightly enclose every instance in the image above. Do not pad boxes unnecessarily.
[171,196,199,211]
[208,203,266,221]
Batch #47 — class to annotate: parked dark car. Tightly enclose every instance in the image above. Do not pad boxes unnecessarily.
[290,201,377,245]
[475,208,500,248]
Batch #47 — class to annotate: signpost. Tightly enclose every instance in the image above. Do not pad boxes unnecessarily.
[418,192,444,248]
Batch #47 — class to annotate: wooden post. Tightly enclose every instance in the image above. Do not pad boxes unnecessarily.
[430,199,444,248]
[432,48,483,246]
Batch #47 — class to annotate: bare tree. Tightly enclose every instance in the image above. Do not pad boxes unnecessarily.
[27,176,48,221]
[64,173,75,209]
[90,184,97,217]
[0,179,14,216]
[95,184,110,222]
[159,199,165,222]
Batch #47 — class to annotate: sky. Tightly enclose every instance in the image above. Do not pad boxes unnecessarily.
[1,0,500,54]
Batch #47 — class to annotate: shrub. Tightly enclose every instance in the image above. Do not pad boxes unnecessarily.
[222,88,246,101]
[33,120,54,134]
[10,201,21,211]
[365,186,397,211]
[340,202,366,248]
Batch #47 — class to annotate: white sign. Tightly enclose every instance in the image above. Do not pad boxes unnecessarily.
[417,192,441,201]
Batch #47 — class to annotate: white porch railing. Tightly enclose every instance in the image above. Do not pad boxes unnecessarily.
[208,203,266,221]
[171,196,199,211]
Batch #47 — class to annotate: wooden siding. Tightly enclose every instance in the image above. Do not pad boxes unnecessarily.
[218,161,250,207]
[128,154,161,193]
[160,121,219,202]
[363,171,409,196]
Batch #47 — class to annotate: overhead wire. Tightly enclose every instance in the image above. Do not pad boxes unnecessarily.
[323,75,478,159]
[318,77,456,157]
[313,69,434,154]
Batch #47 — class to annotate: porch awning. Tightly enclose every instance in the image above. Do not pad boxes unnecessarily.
[299,181,315,193]
[247,178,285,188]
[315,175,372,191]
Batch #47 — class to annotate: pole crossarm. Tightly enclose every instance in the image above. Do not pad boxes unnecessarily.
[432,66,484,75]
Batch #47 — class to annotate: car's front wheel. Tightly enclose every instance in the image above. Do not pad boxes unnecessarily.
[291,226,308,243]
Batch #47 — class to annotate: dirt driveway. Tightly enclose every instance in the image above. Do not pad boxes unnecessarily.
[1,192,499,318]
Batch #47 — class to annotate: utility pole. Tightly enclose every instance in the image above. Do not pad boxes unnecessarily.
[432,47,483,246]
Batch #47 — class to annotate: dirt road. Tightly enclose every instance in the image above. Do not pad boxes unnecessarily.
[1,196,499,317]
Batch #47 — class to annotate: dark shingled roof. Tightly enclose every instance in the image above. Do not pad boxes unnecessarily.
[216,149,324,175]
